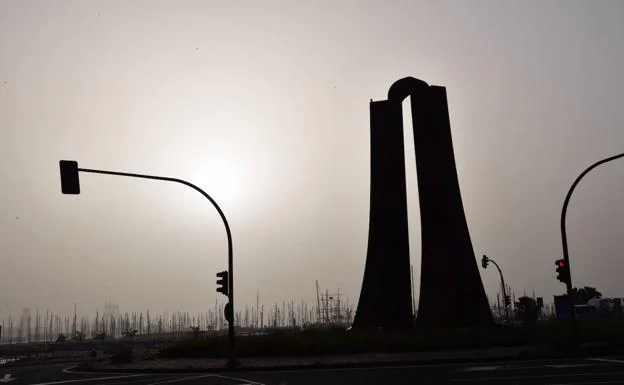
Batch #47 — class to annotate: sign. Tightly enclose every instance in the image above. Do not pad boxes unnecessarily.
[224,302,233,323]
[554,294,571,320]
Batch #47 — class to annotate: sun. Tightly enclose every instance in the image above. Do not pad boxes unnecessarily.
[189,164,245,209]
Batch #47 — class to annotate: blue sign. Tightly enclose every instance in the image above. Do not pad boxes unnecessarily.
[554,295,571,320]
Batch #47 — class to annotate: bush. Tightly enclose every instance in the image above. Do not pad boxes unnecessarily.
[109,349,133,364]
[159,322,624,359]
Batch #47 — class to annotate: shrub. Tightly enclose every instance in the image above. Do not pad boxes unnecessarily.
[109,349,133,364]
[159,322,624,359]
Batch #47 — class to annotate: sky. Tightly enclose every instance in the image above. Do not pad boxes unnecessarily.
[1,0,623,321]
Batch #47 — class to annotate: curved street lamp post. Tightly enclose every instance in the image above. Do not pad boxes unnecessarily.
[58,160,236,360]
[560,152,624,325]
[481,255,510,323]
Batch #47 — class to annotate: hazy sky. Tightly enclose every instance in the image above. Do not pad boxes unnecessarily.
[1,0,623,320]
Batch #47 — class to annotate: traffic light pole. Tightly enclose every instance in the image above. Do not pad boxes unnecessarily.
[483,256,510,323]
[73,166,236,361]
[560,152,624,329]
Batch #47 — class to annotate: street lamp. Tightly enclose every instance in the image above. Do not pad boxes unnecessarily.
[481,255,510,323]
[560,152,624,325]
[58,160,236,360]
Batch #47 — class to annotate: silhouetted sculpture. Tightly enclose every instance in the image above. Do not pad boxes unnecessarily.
[353,77,493,329]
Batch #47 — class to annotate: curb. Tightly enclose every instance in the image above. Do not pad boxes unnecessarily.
[74,344,624,374]
[77,353,546,374]
[2,358,83,369]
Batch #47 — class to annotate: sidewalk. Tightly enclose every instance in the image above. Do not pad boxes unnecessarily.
[82,346,544,373]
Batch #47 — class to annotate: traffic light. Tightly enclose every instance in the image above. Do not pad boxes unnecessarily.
[481,255,489,269]
[216,271,229,297]
[504,295,511,306]
[555,259,570,284]
[59,160,81,194]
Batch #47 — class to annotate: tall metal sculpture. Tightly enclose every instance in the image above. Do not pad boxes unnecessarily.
[353,77,493,329]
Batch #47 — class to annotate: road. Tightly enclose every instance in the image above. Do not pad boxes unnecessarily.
[5,357,624,384]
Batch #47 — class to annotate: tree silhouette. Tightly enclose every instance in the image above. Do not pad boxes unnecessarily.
[572,286,602,305]
[72,330,85,342]
[94,331,106,340]
[514,296,542,323]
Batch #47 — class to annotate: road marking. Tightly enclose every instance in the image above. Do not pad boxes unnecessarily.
[549,381,624,385]
[0,374,16,383]
[463,366,502,371]
[210,373,267,385]
[145,375,218,385]
[236,358,580,375]
[588,358,624,364]
[61,366,150,376]
[451,371,624,382]
[28,374,147,385]
[453,363,608,373]
[546,364,603,368]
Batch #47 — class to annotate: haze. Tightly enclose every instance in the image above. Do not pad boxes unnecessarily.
[1,0,623,320]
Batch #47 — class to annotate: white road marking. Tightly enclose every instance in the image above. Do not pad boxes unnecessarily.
[549,381,624,385]
[463,366,502,371]
[545,364,602,368]
[588,358,624,364]
[451,371,624,382]
[28,374,147,385]
[239,358,590,375]
[0,374,16,383]
[453,363,608,373]
[145,375,218,385]
[210,373,267,385]
[62,366,150,376]
[61,366,161,376]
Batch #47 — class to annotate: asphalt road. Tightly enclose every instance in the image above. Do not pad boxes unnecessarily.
[6,357,624,384]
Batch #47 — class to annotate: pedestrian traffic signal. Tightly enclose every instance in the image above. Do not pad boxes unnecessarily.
[216,271,229,297]
[555,259,570,284]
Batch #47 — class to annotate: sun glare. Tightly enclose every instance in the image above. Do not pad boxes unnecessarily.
[189,165,245,209]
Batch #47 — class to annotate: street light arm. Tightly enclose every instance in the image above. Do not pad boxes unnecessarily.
[78,167,232,250]
[78,167,235,325]
[488,259,503,279]
[560,152,624,326]
[560,152,624,274]
[486,258,507,300]
[483,256,510,322]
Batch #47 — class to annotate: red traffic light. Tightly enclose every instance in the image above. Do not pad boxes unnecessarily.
[555,259,569,284]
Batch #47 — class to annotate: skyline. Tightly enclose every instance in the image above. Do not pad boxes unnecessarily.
[1,1,624,320]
